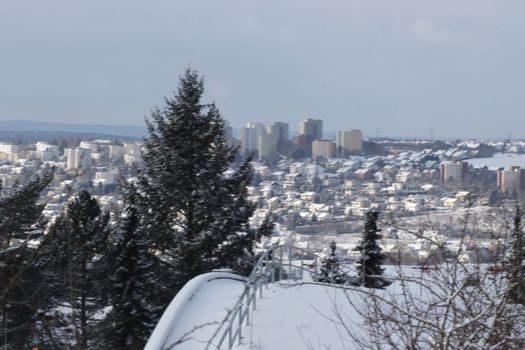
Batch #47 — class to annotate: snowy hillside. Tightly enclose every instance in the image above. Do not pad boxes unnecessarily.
[146,271,362,350]
[146,263,525,350]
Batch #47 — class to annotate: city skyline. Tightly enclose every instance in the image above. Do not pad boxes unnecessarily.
[2,4,525,347]
[0,117,523,142]
[2,1,525,139]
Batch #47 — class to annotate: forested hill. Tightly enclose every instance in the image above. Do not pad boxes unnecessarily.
[0,130,139,143]
[0,120,146,138]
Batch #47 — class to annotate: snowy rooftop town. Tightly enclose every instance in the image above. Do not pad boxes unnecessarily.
[4,1,525,348]
[1,106,525,349]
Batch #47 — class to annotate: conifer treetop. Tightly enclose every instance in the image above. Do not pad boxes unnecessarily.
[354,209,391,289]
[126,68,273,287]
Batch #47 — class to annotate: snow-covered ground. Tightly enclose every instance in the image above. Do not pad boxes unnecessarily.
[233,267,418,350]
[466,153,525,168]
[147,272,365,350]
[234,280,360,350]
[147,268,395,350]
[147,265,523,350]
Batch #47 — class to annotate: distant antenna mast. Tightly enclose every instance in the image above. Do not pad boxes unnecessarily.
[504,132,512,152]
[374,127,381,140]
[429,128,435,142]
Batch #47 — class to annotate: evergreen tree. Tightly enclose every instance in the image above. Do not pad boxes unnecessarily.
[43,190,109,349]
[125,69,273,293]
[0,171,53,348]
[317,241,346,284]
[508,205,525,304]
[96,204,162,349]
[354,210,391,289]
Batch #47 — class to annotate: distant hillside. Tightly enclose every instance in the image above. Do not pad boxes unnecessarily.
[0,120,146,138]
[0,130,140,144]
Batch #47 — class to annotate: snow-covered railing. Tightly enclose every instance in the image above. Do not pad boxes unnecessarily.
[205,244,334,350]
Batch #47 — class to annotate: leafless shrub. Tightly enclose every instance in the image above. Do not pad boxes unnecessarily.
[334,205,525,349]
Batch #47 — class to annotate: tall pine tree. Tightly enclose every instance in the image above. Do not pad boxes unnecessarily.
[0,171,53,348]
[43,190,109,349]
[125,69,273,294]
[508,205,525,304]
[354,210,391,289]
[95,204,162,349]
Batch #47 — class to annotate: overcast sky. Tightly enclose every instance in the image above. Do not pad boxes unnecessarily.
[1,0,525,139]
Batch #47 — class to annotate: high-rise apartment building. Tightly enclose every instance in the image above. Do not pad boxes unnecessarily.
[0,143,21,161]
[223,120,234,146]
[65,148,75,170]
[258,132,277,159]
[440,161,469,185]
[297,118,323,157]
[269,122,289,144]
[66,147,92,172]
[299,118,323,140]
[0,143,20,154]
[239,122,265,155]
[312,139,336,161]
[268,121,289,154]
[292,134,310,157]
[497,166,525,194]
[336,129,363,154]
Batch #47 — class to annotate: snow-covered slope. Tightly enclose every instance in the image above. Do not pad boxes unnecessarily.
[145,272,247,350]
[234,281,360,350]
[144,266,440,350]
[146,273,361,350]
[147,265,520,350]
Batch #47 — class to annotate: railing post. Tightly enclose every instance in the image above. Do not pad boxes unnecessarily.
[238,303,243,345]
[264,252,269,289]
[228,323,233,349]
[314,255,318,281]
[246,298,250,326]
[288,245,293,279]
[279,246,284,276]
[252,283,257,310]
[300,249,304,279]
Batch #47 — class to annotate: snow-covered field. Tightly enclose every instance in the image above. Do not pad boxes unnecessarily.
[234,280,360,350]
[466,153,525,168]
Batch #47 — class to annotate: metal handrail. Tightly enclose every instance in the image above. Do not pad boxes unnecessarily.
[204,244,349,350]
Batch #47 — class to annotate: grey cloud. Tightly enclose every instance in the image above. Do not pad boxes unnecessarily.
[1,0,525,138]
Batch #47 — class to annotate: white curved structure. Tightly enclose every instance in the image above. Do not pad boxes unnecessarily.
[146,246,339,350]
[145,272,247,350]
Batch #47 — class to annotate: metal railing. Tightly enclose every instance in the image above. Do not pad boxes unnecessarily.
[204,244,345,350]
